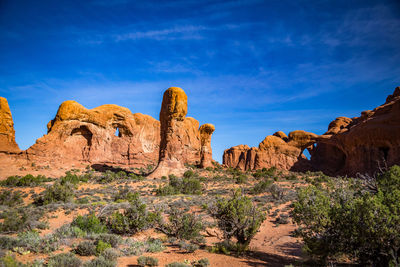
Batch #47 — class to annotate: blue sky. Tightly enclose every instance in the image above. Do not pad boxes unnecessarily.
[1,0,399,162]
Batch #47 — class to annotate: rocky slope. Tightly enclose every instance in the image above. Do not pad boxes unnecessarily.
[224,87,400,176]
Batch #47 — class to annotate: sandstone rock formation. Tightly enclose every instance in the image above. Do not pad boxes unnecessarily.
[0,97,20,153]
[224,87,400,176]
[0,87,215,177]
[311,86,400,176]
[150,87,215,177]
[223,130,316,171]
[26,100,160,168]
[199,123,215,168]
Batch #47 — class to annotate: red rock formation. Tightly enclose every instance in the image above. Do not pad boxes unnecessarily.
[224,87,400,176]
[311,87,400,176]
[0,87,216,177]
[223,130,316,171]
[26,100,160,168]
[0,97,20,153]
[199,123,215,168]
[150,87,213,177]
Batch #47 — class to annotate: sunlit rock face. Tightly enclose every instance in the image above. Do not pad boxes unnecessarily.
[26,100,160,168]
[224,87,400,176]
[0,87,216,176]
[150,87,215,177]
[0,97,20,154]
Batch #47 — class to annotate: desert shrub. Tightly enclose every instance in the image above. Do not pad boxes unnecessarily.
[250,180,273,194]
[0,191,23,206]
[0,208,46,233]
[47,253,82,267]
[83,256,116,267]
[91,233,121,248]
[183,170,198,179]
[209,190,266,250]
[137,256,158,266]
[156,177,202,196]
[292,165,400,265]
[96,170,131,184]
[145,238,165,252]
[75,240,96,256]
[113,188,138,202]
[33,181,75,205]
[235,174,247,184]
[95,240,112,255]
[0,252,26,267]
[192,258,210,267]
[161,208,204,243]
[209,240,247,255]
[178,240,199,253]
[268,184,284,200]
[71,213,108,234]
[165,263,190,267]
[0,174,51,187]
[100,248,119,261]
[275,213,290,224]
[105,194,160,234]
[252,167,276,179]
[60,171,88,185]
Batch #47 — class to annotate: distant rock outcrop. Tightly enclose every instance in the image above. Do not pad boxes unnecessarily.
[0,87,215,177]
[224,87,400,176]
[0,97,20,153]
[223,130,316,171]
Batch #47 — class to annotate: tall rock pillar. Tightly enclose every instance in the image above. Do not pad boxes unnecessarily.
[199,123,215,168]
[0,97,20,153]
[150,87,188,177]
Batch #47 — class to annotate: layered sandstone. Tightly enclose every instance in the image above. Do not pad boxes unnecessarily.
[26,100,160,168]
[0,87,215,177]
[311,86,400,176]
[223,130,316,171]
[0,97,20,153]
[223,87,400,176]
[150,87,215,177]
[199,123,215,168]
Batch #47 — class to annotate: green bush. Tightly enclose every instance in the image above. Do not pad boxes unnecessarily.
[192,258,210,267]
[105,194,160,234]
[113,188,138,202]
[75,240,96,256]
[235,174,247,184]
[0,208,46,233]
[83,256,116,267]
[209,190,266,250]
[71,213,108,234]
[95,240,112,255]
[33,181,75,205]
[161,208,204,243]
[100,248,119,261]
[0,174,50,187]
[0,252,26,267]
[0,191,23,206]
[92,233,121,248]
[60,171,89,185]
[156,177,202,196]
[47,253,81,267]
[292,165,400,265]
[178,240,199,253]
[250,180,273,194]
[145,238,165,252]
[252,167,276,179]
[165,262,190,267]
[137,256,158,266]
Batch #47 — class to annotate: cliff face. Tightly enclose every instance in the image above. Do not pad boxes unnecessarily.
[0,87,215,176]
[311,87,400,176]
[223,87,400,176]
[0,97,20,154]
